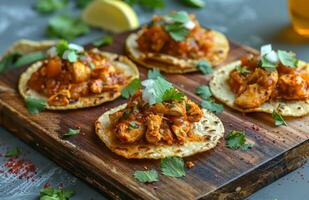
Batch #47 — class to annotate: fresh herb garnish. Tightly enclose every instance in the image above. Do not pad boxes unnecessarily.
[56,40,69,55]
[180,0,205,8]
[272,109,287,127]
[160,156,186,177]
[92,35,113,47]
[278,50,298,67]
[76,0,93,8]
[147,68,163,79]
[128,121,140,130]
[15,52,47,68]
[235,65,250,75]
[261,55,277,69]
[0,52,22,73]
[5,147,21,157]
[35,0,68,14]
[134,170,159,183]
[124,0,164,9]
[163,11,191,42]
[121,78,141,99]
[196,60,213,74]
[195,85,224,114]
[63,128,80,138]
[162,88,184,102]
[200,99,224,114]
[40,187,75,200]
[225,130,253,150]
[195,85,212,100]
[47,14,90,40]
[25,97,47,114]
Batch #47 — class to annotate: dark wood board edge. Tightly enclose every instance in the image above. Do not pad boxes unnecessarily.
[0,100,145,200]
[199,139,309,200]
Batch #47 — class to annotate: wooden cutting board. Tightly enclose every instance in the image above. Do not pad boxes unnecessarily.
[0,31,308,200]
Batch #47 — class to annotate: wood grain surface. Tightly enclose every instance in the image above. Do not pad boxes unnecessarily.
[0,31,308,200]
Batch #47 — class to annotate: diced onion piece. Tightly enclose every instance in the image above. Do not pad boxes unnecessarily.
[69,43,84,52]
[184,21,195,30]
[46,47,57,57]
[260,44,272,56]
[265,50,279,64]
[142,79,157,105]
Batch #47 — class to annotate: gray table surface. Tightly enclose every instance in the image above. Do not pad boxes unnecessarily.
[0,0,308,199]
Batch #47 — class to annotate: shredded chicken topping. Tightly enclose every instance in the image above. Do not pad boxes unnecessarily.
[27,49,128,106]
[109,91,204,145]
[228,54,309,109]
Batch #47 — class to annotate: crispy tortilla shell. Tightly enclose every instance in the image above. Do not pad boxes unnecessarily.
[126,30,229,74]
[209,61,309,117]
[18,51,139,110]
[95,104,224,159]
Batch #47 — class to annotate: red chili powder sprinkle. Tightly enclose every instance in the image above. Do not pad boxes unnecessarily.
[4,158,37,180]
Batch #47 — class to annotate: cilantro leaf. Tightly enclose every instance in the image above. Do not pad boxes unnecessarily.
[167,11,191,23]
[35,0,68,14]
[161,156,185,177]
[139,0,165,9]
[197,60,213,74]
[0,52,22,73]
[5,147,21,157]
[76,0,93,8]
[152,77,173,103]
[14,52,46,68]
[162,88,184,102]
[121,78,141,99]
[63,128,80,138]
[235,65,250,75]
[278,50,298,67]
[56,40,69,55]
[47,14,90,40]
[165,23,189,42]
[201,99,224,114]
[225,130,253,150]
[195,85,212,100]
[272,110,287,126]
[25,97,47,114]
[147,68,163,79]
[128,121,140,130]
[180,0,205,8]
[134,170,159,183]
[40,187,75,200]
[92,35,113,47]
[261,55,277,69]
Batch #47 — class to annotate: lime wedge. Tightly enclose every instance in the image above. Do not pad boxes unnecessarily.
[181,0,205,8]
[82,0,139,33]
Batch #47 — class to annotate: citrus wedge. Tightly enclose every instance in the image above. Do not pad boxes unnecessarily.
[82,0,139,33]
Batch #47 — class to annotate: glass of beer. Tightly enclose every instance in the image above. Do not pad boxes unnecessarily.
[289,0,309,36]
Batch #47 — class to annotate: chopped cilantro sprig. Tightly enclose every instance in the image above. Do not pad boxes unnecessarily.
[225,130,253,151]
[195,85,224,114]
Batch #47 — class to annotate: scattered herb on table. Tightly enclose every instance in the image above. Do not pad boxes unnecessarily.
[196,60,213,74]
[5,147,21,157]
[92,35,113,47]
[0,52,22,73]
[63,128,80,138]
[179,0,205,8]
[47,14,90,40]
[160,156,186,177]
[121,78,142,99]
[14,52,47,68]
[225,130,253,151]
[134,170,159,183]
[147,68,163,79]
[35,0,68,14]
[200,99,224,114]
[195,85,212,100]
[195,85,224,114]
[25,97,47,114]
[40,187,75,200]
[272,109,287,127]
[76,0,93,8]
